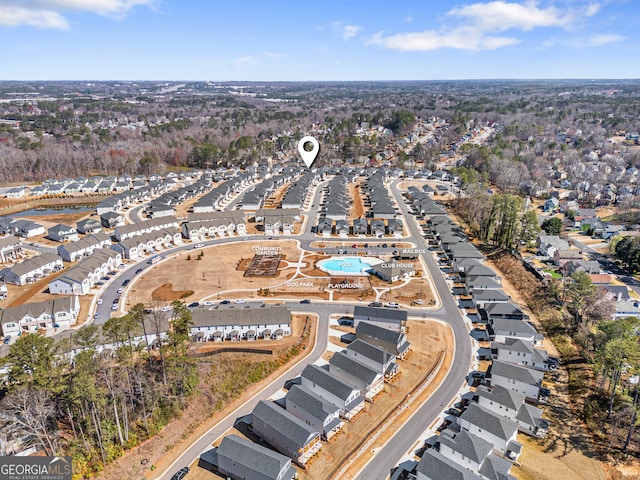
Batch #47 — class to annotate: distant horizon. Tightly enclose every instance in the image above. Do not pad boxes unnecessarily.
[1,78,639,83]
[1,1,638,81]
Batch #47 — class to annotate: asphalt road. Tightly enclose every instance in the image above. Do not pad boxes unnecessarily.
[157,303,331,480]
[352,181,473,480]
[86,176,474,480]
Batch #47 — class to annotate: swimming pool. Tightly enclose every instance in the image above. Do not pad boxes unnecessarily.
[317,257,379,276]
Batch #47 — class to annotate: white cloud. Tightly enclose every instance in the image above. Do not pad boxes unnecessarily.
[264,51,285,60]
[342,24,362,40]
[0,0,155,28]
[585,33,625,46]
[0,6,69,28]
[405,15,414,23]
[370,1,603,52]
[331,21,362,41]
[234,56,256,67]
[447,1,570,32]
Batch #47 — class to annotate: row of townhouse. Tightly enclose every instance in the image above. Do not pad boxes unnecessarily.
[57,232,112,262]
[281,172,320,209]
[402,197,553,480]
[145,175,213,218]
[47,223,79,242]
[181,211,247,240]
[0,296,80,340]
[113,216,179,242]
[49,249,122,296]
[111,227,182,259]
[0,236,25,263]
[96,179,168,215]
[317,217,404,238]
[0,253,63,285]
[0,217,46,238]
[363,172,398,220]
[189,304,291,342]
[51,302,292,360]
[320,175,351,222]
[192,173,255,213]
[199,319,409,477]
[256,208,301,235]
[241,172,297,211]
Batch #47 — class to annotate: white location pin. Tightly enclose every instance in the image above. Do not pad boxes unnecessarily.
[298,136,320,168]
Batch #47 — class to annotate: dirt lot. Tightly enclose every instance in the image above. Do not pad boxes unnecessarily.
[184,319,453,480]
[125,240,303,307]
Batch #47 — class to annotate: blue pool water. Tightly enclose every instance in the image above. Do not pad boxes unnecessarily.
[318,257,375,275]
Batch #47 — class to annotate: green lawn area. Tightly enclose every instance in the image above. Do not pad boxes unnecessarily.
[543,270,562,279]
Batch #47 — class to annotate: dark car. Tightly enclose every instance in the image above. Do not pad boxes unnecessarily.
[299,299,311,304]
[171,467,189,480]
[219,300,231,305]
[187,302,200,308]
[368,302,383,307]
[122,279,130,286]
[135,268,143,274]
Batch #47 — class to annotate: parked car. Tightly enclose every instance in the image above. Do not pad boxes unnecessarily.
[385,302,399,308]
[97,299,103,305]
[203,300,216,306]
[171,467,189,480]
[116,287,124,294]
[122,279,130,286]
[135,268,143,274]
[219,300,231,305]
[194,243,204,249]
[94,312,100,319]
[160,306,172,312]
[299,299,311,304]
[111,304,118,311]
[233,299,246,304]
[368,302,383,307]
[187,302,200,308]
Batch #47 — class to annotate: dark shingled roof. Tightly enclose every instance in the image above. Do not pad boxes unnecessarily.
[217,434,295,480]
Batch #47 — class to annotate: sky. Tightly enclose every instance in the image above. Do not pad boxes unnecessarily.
[0,0,638,81]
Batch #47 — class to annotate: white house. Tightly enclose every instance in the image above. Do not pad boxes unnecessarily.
[1,253,63,285]
[0,296,80,341]
[458,403,521,459]
[285,384,343,440]
[489,360,544,401]
[301,364,364,421]
[329,351,384,401]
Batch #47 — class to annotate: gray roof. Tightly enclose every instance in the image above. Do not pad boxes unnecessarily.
[465,265,497,277]
[516,402,544,427]
[484,303,524,317]
[286,384,339,423]
[467,276,501,289]
[416,448,484,480]
[490,360,544,386]
[473,290,509,302]
[438,428,493,465]
[459,403,518,442]
[478,453,517,480]
[491,319,537,335]
[329,351,381,384]
[301,364,359,401]
[354,305,407,322]
[347,339,395,365]
[0,296,76,327]
[476,385,525,412]
[191,304,290,328]
[5,252,60,276]
[356,321,404,347]
[492,337,535,355]
[252,400,319,449]
[216,434,294,480]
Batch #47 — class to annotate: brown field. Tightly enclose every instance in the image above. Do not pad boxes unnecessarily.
[184,319,453,480]
[125,240,303,307]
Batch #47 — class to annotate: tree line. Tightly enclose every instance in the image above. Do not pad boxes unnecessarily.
[0,302,196,477]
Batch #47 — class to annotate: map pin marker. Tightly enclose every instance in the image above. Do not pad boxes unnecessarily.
[298,136,320,168]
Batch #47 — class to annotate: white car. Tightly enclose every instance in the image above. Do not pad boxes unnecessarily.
[116,287,124,294]
[160,306,172,312]
[97,298,103,305]
[233,299,246,304]
[194,243,204,249]
[203,300,216,306]
[385,302,399,308]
